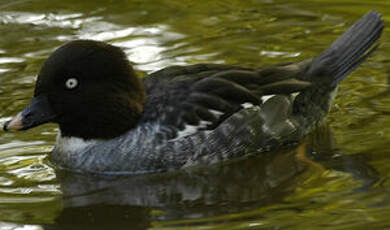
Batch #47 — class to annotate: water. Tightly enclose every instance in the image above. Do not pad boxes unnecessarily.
[0,0,389,229]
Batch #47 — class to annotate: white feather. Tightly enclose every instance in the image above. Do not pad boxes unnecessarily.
[241,102,254,109]
[261,95,275,103]
[291,92,300,99]
[285,119,296,130]
[170,120,212,141]
[199,120,212,127]
[209,109,224,117]
[55,133,96,154]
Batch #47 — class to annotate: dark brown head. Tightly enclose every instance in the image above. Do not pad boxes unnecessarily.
[4,40,145,140]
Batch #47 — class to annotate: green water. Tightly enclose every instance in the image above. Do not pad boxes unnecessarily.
[0,0,389,229]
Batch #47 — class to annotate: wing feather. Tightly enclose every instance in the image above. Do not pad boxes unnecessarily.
[141,63,311,140]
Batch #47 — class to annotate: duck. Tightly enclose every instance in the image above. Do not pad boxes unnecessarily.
[3,11,384,175]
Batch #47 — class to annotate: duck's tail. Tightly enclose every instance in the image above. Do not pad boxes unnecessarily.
[303,11,384,87]
[292,11,383,131]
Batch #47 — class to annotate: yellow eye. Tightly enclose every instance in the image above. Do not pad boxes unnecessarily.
[65,78,78,89]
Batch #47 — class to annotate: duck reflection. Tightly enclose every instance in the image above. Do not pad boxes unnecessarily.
[44,125,378,230]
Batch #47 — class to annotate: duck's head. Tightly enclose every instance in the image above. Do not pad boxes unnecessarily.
[4,40,145,139]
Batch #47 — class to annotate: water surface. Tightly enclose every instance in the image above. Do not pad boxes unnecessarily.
[0,0,389,229]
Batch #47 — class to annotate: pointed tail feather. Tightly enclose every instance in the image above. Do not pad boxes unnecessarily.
[304,11,384,87]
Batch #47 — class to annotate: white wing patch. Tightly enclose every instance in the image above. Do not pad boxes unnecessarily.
[209,109,224,117]
[241,102,254,109]
[261,95,275,103]
[171,120,213,141]
[291,92,300,99]
[169,108,226,141]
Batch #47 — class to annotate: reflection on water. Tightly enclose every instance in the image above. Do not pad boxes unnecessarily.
[0,0,389,229]
[0,11,85,29]
[51,126,385,229]
[2,125,382,230]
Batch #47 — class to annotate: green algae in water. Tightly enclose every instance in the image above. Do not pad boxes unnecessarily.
[0,0,389,229]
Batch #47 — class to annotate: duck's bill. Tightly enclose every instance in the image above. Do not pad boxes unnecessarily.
[3,95,56,131]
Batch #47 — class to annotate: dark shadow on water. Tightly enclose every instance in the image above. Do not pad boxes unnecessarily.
[48,149,305,230]
[306,125,380,191]
[40,124,379,230]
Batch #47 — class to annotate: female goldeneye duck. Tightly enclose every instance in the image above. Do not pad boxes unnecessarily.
[3,11,384,175]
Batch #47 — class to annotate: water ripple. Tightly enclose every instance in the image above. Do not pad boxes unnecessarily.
[0,12,88,29]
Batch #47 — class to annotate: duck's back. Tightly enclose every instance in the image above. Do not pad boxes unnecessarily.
[51,11,383,175]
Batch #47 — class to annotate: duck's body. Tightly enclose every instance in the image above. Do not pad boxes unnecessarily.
[4,11,384,175]
[52,63,314,174]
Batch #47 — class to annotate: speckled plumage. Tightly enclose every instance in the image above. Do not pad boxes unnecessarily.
[4,11,384,175]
